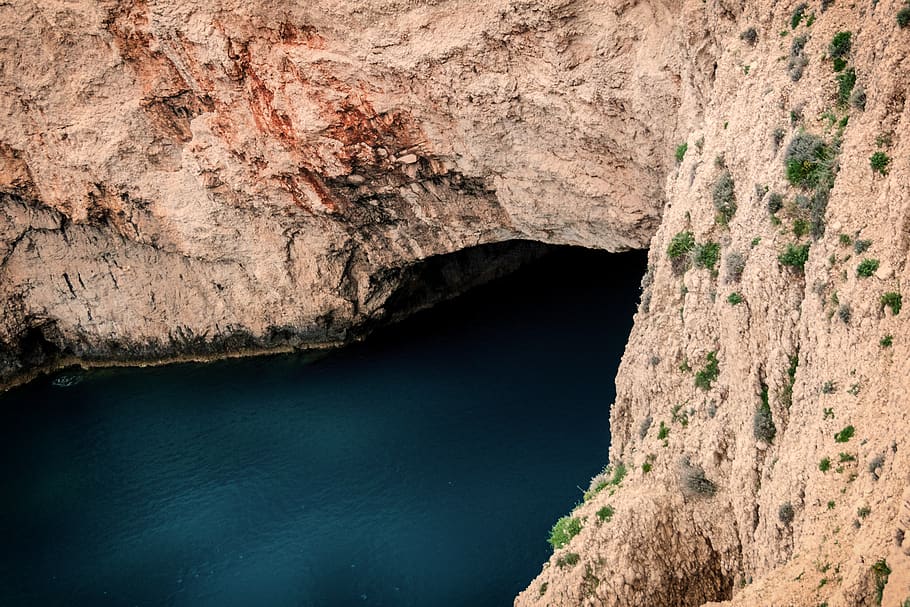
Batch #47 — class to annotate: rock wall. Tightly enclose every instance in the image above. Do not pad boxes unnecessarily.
[3,1,910,606]
[517,1,910,606]
[0,0,677,386]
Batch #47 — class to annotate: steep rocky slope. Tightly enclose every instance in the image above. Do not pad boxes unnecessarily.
[0,0,676,387]
[517,1,910,606]
[3,0,910,606]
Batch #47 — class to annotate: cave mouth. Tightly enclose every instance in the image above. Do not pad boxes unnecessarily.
[0,244,647,607]
[374,239,643,333]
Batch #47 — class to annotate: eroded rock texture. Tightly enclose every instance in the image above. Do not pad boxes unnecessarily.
[517,1,910,606]
[0,0,678,385]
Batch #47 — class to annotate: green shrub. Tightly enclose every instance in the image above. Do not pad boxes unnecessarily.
[881,292,902,315]
[695,351,719,390]
[556,552,580,568]
[657,421,670,441]
[785,133,832,188]
[839,233,852,246]
[836,68,856,107]
[791,3,808,29]
[881,334,893,348]
[779,502,795,524]
[597,505,615,522]
[829,31,852,60]
[779,243,810,270]
[839,452,856,462]
[872,559,891,605]
[819,457,831,472]
[870,152,890,175]
[899,7,910,28]
[834,425,855,443]
[712,171,737,224]
[548,516,582,550]
[642,461,652,474]
[822,380,836,394]
[833,57,847,72]
[857,258,880,277]
[668,231,695,258]
[675,142,688,163]
[727,292,744,305]
[695,242,720,270]
[854,238,872,253]
[793,218,809,237]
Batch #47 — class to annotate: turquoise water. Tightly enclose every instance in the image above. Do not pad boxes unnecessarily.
[0,248,645,607]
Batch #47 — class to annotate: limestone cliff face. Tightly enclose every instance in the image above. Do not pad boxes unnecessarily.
[516,1,910,606]
[0,0,675,386]
[3,1,910,606]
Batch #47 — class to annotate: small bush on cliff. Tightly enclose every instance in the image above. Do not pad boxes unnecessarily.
[870,151,890,175]
[836,69,856,107]
[675,142,688,163]
[668,231,695,259]
[778,502,795,524]
[791,3,808,28]
[754,383,776,443]
[695,242,720,271]
[829,31,852,60]
[548,516,582,550]
[556,552,580,568]
[787,35,809,81]
[899,7,910,28]
[725,251,746,283]
[872,559,891,605]
[834,425,855,443]
[785,133,832,188]
[727,292,744,305]
[852,241,871,256]
[695,351,719,390]
[881,334,894,348]
[881,292,902,315]
[596,505,614,522]
[712,171,737,225]
[680,458,717,497]
[779,243,810,270]
[819,457,831,472]
[638,415,653,439]
[741,27,758,45]
[851,86,867,110]
[857,258,880,277]
[767,192,784,215]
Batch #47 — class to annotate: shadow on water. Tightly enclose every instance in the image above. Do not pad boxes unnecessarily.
[0,246,646,607]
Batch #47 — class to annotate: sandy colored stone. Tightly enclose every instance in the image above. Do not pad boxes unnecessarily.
[516,2,910,607]
[0,0,675,386]
[2,1,910,607]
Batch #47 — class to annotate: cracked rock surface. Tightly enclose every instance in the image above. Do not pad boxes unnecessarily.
[0,0,675,386]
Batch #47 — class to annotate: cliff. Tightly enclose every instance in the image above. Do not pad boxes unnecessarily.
[516,1,910,606]
[0,0,673,386]
[2,0,910,606]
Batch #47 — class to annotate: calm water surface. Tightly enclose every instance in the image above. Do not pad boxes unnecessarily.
[0,248,645,607]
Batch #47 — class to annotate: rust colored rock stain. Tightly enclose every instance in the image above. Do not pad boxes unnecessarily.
[104,2,213,143]
[107,5,428,215]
